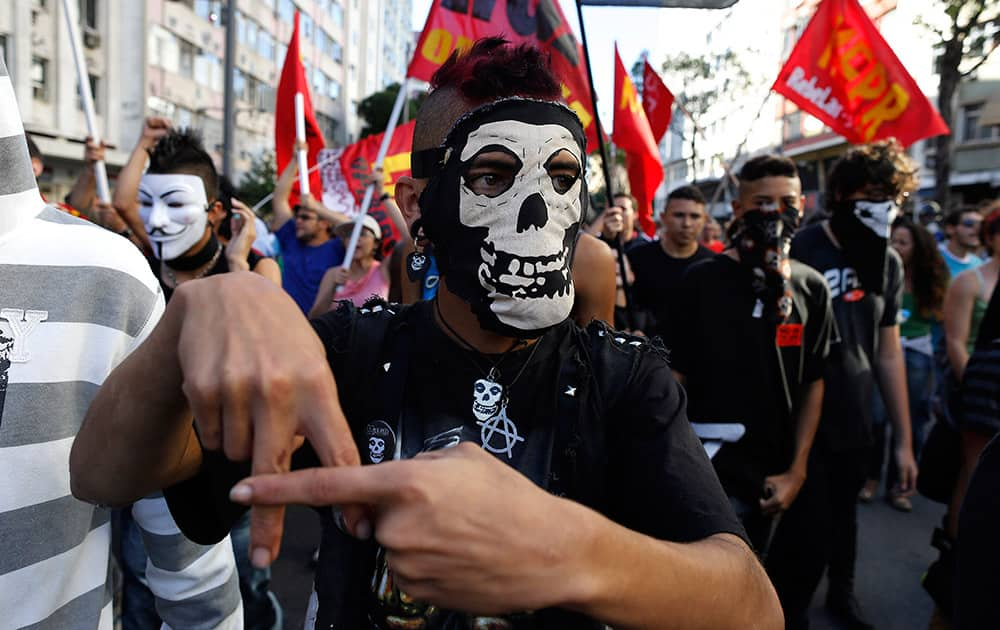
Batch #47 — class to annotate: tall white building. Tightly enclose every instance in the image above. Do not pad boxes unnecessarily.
[0,0,413,201]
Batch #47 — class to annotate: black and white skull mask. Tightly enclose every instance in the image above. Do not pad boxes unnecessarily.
[415,99,587,338]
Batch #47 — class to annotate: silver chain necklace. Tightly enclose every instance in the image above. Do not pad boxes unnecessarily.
[161,245,223,286]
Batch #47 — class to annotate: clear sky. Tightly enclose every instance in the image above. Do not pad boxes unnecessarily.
[409,0,724,126]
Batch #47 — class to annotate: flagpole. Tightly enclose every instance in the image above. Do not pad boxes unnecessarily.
[250,152,340,214]
[294,93,311,196]
[575,0,632,328]
[340,77,410,269]
[60,0,110,204]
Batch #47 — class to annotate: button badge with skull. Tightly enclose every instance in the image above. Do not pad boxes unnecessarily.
[473,378,504,422]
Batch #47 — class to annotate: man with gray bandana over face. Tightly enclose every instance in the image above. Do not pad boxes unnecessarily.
[71,38,781,629]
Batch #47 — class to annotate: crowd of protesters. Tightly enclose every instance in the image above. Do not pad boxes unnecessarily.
[3,39,999,630]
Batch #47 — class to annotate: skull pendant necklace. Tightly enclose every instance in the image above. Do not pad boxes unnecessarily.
[434,299,543,458]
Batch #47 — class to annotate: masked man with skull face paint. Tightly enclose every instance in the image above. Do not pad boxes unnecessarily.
[783,140,919,630]
[671,156,835,624]
[71,38,782,630]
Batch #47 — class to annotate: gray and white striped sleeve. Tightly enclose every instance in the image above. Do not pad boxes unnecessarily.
[132,494,244,630]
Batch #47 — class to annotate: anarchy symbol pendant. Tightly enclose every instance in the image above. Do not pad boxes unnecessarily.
[477,403,524,459]
[472,378,504,422]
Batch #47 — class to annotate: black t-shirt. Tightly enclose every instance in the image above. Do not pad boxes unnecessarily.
[164,300,746,629]
[151,248,266,302]
[672,255,834,503]
[627,241,716,345]
[790,223,903,451]
[957,433,1000,630]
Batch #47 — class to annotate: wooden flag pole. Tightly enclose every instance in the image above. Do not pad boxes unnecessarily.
[61,0,110,204]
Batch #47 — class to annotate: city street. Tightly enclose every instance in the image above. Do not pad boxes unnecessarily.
[270,492,946,629]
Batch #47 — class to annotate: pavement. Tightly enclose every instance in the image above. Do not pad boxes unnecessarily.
[269,494,946,629]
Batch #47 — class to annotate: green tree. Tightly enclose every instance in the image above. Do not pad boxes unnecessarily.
[356,83,425,139]
[238,150,276,220]
[659,49,751,178]
[922,1,999,209]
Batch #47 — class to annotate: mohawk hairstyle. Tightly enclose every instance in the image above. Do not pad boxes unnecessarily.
[413,37,562,151]
[147,128,219,201]
[430,37,561,104]
[827,138,917,202]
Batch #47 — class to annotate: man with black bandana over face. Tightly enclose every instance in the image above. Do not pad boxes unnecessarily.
[673,156,836,629]
[671,157,833,571]
[787,139,919,630]
[70,38,782,629]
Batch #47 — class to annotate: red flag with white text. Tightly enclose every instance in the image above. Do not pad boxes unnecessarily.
[407,0,600,151]
[276,11,325,203]
[613,46,662,237]
[772,0,948,147]
[642,59,674,144]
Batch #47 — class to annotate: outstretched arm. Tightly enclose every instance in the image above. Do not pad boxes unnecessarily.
[70,272,361,566]
[65,137,105,217]
[271,151,299,232]
[232,443,783,629]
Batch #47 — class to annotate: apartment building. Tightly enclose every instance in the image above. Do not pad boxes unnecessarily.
[0,0,412,200]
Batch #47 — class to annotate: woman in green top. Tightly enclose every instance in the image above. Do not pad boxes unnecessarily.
[945,211,1000,382]
[863,218,949,510]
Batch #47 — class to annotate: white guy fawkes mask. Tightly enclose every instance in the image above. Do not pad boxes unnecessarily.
[853,200,898,239]
[138,173,210,261]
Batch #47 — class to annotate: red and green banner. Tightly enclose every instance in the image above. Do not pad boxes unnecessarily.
[407,0,600,151]
[772,0,948,147]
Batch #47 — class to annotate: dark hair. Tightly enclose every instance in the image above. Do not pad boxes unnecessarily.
[892,217,948,320]
[414,37,562,151]
[667,185,706,205]
[25,134,42,163]
[430,37,561,104]
[827,138,917,202]
[944,207,982,227]
[147,128,219,202]
[216,175,237,240]
[738,154,798,182]
[983,207,1000,256]
[613,192,637,208]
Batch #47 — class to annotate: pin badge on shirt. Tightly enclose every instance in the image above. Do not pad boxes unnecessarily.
[365,420,396,464]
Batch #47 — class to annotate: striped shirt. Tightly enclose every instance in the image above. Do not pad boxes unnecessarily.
[0,54,241,630]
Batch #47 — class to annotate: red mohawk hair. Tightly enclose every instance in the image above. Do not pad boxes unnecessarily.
[430,37,561,105]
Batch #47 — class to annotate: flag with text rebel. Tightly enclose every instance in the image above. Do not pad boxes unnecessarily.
[613,46,662,236]
[772,0,948,147]
[641,58,674,144]
[407,0,599,151]
[276,11,325,202]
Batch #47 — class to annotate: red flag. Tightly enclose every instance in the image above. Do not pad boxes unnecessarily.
[641,59,674,144]
[276,11,325,203]
[613,46,662,237]
[318,120,416,258]
[407,0,600,151]
[772,0,948,147]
